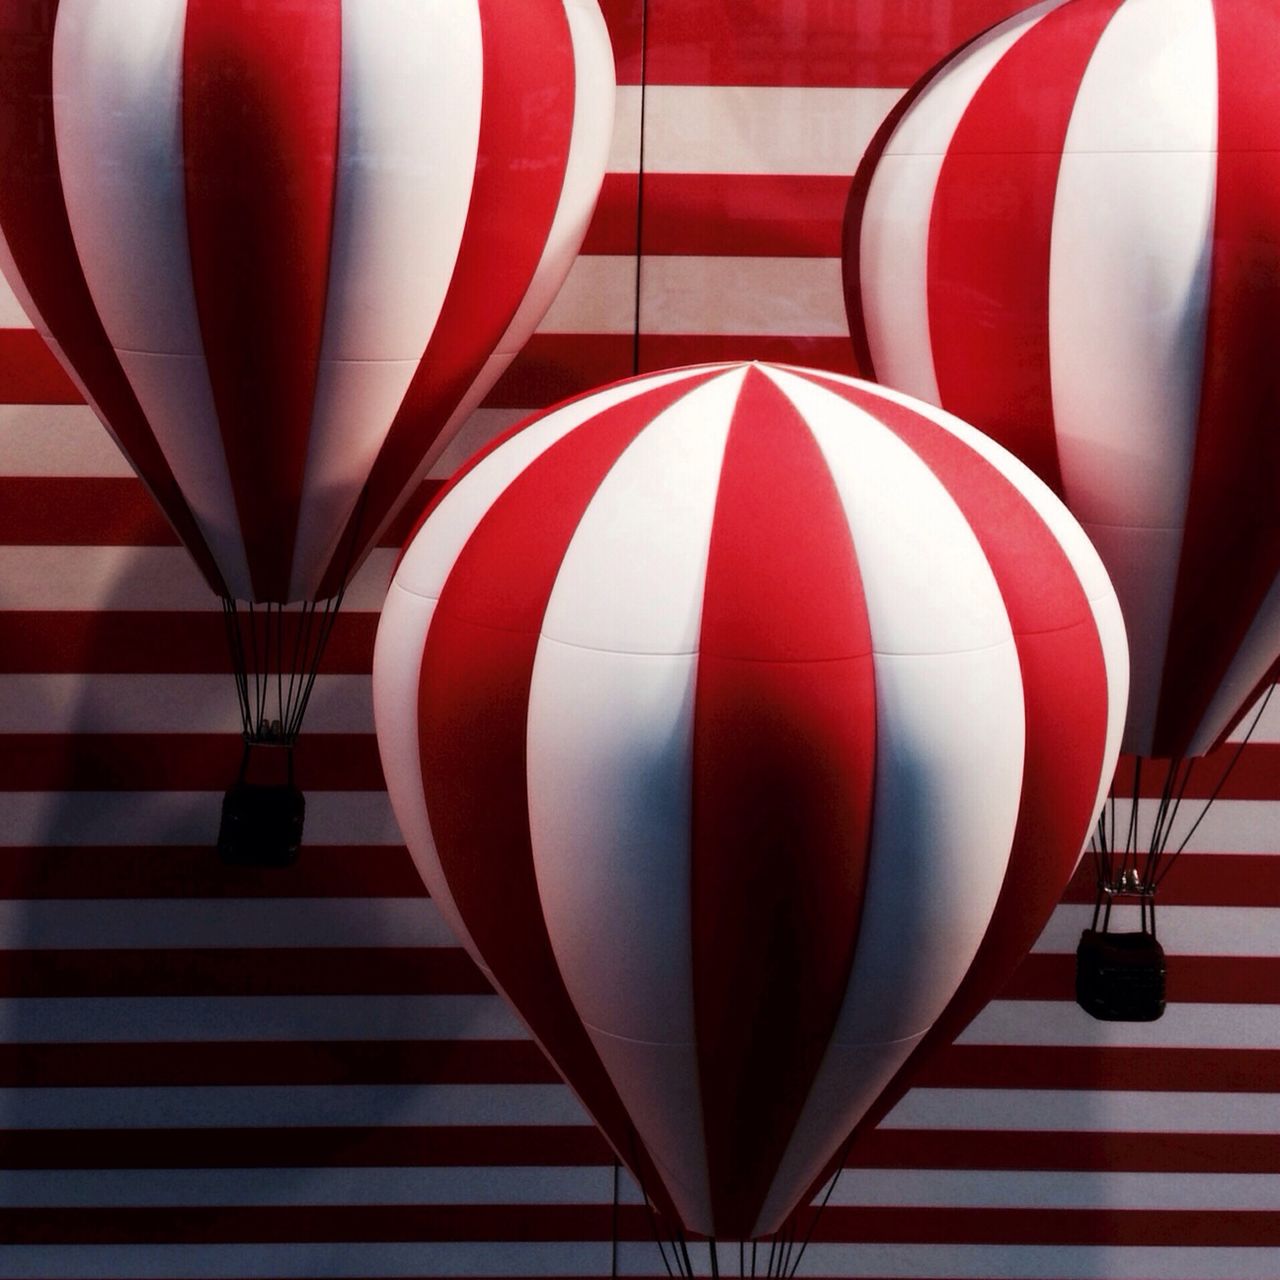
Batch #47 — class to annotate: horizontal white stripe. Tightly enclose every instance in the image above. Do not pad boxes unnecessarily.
[0,897,449,949]
[886,1088,1280,1133]
[1034,904,1280,956]
[737,1245,1280,1280]
[0,995,518,1044]
[0,674,373,734]
[0,399,525,484]
[0,790,402,846]
[8,791,1279,856]
[0,406,132,476]
[0,1083,584,1129]
[643,85,901,174]
[0,273,31,326]
[0,547,395,610]
[826,1168,1280,1211]
[535,255,635,333]
[639,255,846,334]
[1225,685,1280,743]
[0,1164,615,1208]
[0,1243,611,1280]
[962,1000,1280,1049]
[536,254,847,336]
[609,84,642,172]
[0,1243,1278,1280]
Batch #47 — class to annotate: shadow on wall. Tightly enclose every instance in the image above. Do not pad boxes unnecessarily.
[0,535,568,1212]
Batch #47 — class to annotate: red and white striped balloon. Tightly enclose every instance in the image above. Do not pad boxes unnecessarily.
[0,0,613,604]
[844,0,1280,760]
[374,362,1128,1240]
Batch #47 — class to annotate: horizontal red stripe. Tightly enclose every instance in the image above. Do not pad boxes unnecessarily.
[917,1046,1280,1094]
[0,1125,612,1170]
[0,1126,1268,1173]
[1111,747,1280,804]
[804,1207,1280,1247]
[642,174,850,257]
[999,954,1280,1004]
[0,612,378,675]
[0,1041,553,1089]
[0,329,78,402]
[0,476,443,548]
[597,0,642,84]
[579,172,639,256]
[0,845,425,899]
[482,332,636,407]
[0,947,488,998]
[637,334,856,374]
[0,733,385,791]
[1,1203,1276,1246]
[643,0,1030,87]
[0,1041,1271,1093]
[1061,853,1280,907]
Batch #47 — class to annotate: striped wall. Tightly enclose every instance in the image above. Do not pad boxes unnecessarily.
[2,0,1279,1275]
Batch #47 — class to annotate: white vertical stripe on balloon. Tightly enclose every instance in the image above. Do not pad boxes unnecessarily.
[1188,572,1280,756]
[1048,0,1218,754]
[287,0,485,601]
[858,0,1065,404]
[845,373,1129,830]
[390,367,715,602]
[754,367,1024,1235]
[350,0,616,569]
[526,369,747,1233]
[493,0,615,363]
[537,367,745,653]
[51,0,253,599]
[0,225,43,338]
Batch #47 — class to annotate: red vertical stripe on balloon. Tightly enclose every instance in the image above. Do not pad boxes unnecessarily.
[690,368,876,1239]
[1153,0,1280,757]
[926,0,1122,497]
[0,0,226,596]
[843,16,1015,381]
[417,374,718,1222]
[316,0,577,600]
[183,0,342,602]
[796,371,1110,1200]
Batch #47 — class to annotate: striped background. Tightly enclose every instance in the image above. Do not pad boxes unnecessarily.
[2,0,1279,1275]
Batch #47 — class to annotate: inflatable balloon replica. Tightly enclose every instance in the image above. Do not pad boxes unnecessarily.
[844,0,1280,1017]
[374,363,1127,1260]
[0,0,614,862]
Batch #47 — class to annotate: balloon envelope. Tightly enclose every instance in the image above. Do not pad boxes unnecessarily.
[845,0,1280,759]
[374,362,1127,1239]
[0,0,614,603]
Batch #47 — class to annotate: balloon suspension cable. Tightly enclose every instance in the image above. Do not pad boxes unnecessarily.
[1089,685,1274,919]
[611,1161,620,1278]
[220,588,347,750]
[624,1129,678,1278]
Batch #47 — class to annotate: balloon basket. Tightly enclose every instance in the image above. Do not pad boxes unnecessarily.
[217,739,305,868]
[1075,928,1166,1022]
[217,778,305,867]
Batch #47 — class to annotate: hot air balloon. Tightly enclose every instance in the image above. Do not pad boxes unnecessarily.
[373,362,1127,1267]
[0,0,614,862]
[843,0,1280,1017]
